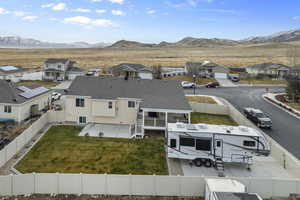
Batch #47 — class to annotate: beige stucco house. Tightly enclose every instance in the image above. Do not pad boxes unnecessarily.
[63,76,192,138]
[0,80,51,123]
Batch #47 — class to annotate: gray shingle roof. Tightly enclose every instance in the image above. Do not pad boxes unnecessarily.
[0,80,50,104]
[247,63,290,70]
[109,63,153,73]
[45,58,69,64]
[67,76,192,111]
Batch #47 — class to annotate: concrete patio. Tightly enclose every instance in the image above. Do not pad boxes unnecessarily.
[79,123,132,138]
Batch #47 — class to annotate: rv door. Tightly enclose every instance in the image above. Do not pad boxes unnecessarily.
[215,139,223,158]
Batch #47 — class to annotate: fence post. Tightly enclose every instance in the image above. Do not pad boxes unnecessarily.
[10,174,14,196]
[104,173,108,195]
[33,173,36,193]
[80,173,83,195]
[177,175,181,197]
[153,174,156,196]
[56,172,59,195]
[129,174,132,196]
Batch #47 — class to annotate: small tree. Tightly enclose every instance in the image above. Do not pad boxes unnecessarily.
[286,77,300,102]
[152,65,162,79]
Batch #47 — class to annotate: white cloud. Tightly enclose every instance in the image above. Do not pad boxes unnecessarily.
[112,10,125,16]
[187,0,213,7]
[13,11,27,17]
[109,0,124,4]
[22,15,38,21]
[73,8,91,13]
[41,3,55,8]
[52,3,66,11]
[293,16,300,20]
[63,16,116,27]
[96,9,106,14]
[147,10,156,15]
[91,0,103,2]
[0,8,9,14]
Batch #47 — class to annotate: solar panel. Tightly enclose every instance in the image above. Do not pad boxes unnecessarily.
[0,66,18,71]
[19,87,50,99]
[17,86,31,92]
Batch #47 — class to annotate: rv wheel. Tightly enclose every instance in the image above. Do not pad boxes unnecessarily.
[193,158,202,167]
[204,159,212,168]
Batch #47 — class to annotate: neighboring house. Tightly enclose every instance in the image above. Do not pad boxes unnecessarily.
[161,67,186,77]
[109,63,153,79]
[289,67,300,79]
[246,63,291,78]
[0,80,51,123]
[43,59,85,81]
[229,67,247,74]
[64,76,192,138]
[185,61,230,79]
[0,66,30,82]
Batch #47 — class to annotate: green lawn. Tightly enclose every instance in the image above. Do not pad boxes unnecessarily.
[16,125,168,175]
[240,78,287,85]
[287,103,300,111]
[164,75,215,85]
[191,112,238,126]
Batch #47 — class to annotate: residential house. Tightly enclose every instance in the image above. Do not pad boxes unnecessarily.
[161,67,186,77]
[0,80,51,123]
[63,76,192,138]
[185,61,229,79]
[109,63,153,79]
[43,59,85,81]
[289,67,300,79]
[0,66,30,82]
[246,63,291,78]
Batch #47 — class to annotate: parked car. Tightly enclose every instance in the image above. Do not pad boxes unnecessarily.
[0,138,11,150]
[205,82,220,88]
[181,81,196,88]
[228,74,240,82]
[51,92,61,101]
[244,107,272,129]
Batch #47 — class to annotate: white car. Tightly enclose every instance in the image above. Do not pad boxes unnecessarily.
[181,81,196,88]
[51,92,61,101]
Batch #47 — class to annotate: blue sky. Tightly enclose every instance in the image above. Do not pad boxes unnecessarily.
[0,0,299,43]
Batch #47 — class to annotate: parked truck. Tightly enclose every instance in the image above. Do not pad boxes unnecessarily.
[243,107,272,129]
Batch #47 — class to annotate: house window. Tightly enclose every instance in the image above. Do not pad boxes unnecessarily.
[170,139,177,148]
[196,139,211,151]
[4,105,12,113]
[108,101,113,109]
[76,98,85,107]
[148,112,158,118]
[243,140,256,147]
[79,116,87,124]
[58,65,62,69]
[128,101,135,108]
[180,137,195,147]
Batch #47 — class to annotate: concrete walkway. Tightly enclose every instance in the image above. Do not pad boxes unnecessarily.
[216,78,237,87]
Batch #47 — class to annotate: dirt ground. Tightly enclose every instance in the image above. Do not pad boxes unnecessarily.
[0,195,201,200]
[0,41,298,69]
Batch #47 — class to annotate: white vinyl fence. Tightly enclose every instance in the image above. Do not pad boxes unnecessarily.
[0,173,300,198]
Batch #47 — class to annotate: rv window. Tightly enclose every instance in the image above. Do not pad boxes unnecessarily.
[196,139,211,151]
[148,112,158,118]
[216,140,221,147]
[180,137,195,147]
[243,140,256,147]
[170,139,176,148]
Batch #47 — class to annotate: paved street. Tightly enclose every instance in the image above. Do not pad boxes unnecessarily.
[215,78,237,87]
[185,86,300,160]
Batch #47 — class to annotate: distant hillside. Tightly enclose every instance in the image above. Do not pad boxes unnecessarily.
[0,36,111,48]
[109,28,300,49]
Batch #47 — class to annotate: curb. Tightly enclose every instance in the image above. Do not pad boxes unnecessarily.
[262,94,300,120]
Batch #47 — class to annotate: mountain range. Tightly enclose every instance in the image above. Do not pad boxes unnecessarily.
[0,28,300,49]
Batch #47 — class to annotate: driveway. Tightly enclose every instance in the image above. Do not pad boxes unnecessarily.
[216,78,237,87]
[184,86,300,160]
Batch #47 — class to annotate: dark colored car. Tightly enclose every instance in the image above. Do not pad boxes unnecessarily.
[205,82,220,88]
[244,108,272,129]
[0,138,11,150]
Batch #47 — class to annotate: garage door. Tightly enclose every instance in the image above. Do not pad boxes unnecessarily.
[214,73,228,79]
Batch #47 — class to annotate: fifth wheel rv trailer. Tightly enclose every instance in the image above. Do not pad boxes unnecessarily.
[167,123,270,168]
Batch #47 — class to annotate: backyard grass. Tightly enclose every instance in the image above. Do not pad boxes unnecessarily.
[240,78,287,85]
[15,125,168,175]
[287,103,300,111]
[164,75,214,85]
[18,80,59,88]
[191,112,238,126]
[186,96,217,104]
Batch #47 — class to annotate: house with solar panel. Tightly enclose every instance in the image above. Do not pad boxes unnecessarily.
[43,59,85,81]
[0,66,30,82]
[0,80,51,123]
